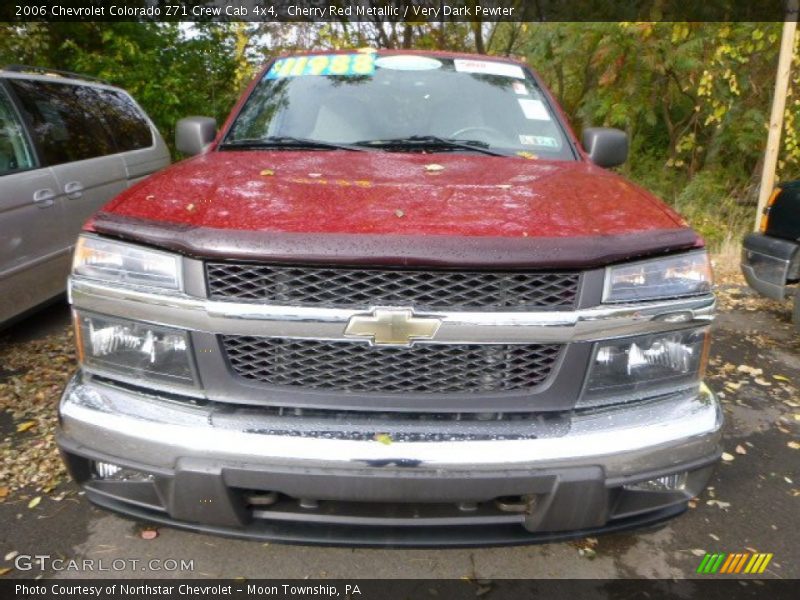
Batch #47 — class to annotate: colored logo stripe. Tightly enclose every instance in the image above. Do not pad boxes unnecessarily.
[698,553,773,574]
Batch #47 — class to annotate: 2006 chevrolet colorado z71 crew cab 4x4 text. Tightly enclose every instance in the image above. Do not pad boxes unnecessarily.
[58,50,720,546]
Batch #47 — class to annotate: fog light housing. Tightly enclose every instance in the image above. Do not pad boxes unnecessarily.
[578,327,709,408]
[93,461,153,482]
[75,311,198,391]
[624,472,688,493]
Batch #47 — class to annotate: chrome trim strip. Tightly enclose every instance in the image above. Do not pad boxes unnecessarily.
[59,376,723,479]
[69,277,715,344]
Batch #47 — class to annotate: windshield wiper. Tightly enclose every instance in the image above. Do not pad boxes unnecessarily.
[219,136,366,152]
[353,135,509,157]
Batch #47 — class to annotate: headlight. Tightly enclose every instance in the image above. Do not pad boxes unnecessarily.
[603,251,712,303]
[75,312,198,390]
[578,328,709,408]
[73,235,182,291]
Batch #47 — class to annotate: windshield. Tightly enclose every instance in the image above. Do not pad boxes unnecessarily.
[223,53,575,160]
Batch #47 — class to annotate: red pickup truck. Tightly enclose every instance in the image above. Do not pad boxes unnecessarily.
[59,50,720,546]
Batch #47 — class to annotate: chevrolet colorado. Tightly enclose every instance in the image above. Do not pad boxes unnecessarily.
[58,50,721,546]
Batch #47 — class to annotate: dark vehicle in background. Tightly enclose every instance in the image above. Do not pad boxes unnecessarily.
[0,66,169,325]
[742,180,800,324]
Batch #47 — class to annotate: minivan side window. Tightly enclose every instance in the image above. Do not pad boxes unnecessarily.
[91,89,153,152]
[0,86,35,175]
[8,79,117,166]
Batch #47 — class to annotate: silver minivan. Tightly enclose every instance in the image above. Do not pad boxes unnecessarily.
[0,67,169,324]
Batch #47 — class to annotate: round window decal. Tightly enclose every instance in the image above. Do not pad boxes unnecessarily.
[375,55,443,71]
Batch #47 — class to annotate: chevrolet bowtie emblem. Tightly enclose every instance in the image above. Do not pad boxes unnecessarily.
[344,309,442,346]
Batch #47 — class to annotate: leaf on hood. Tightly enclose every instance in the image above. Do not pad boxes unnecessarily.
[424,163,444,172]
[260,169,275,176]
[516,151,537,159]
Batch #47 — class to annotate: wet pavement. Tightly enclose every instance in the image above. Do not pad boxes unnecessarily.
[0,285,798,580]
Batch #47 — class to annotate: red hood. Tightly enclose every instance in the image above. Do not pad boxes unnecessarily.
[102,151,686,238]
[93,151,699,267]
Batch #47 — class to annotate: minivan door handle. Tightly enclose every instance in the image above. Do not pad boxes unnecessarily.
[32,188,55,208]
[64,181,84,199]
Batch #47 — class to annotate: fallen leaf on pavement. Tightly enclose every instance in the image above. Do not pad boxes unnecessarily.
[0,568,11,576]
[737,365,763,377]
[140,529,158,540]
[788,441,800,450]
[27,497,40,509]
[16,421,35,433]
[721,452,735,462]
[4,551,18,561]
[735,445,747,455]
[691,549,707,557]
[578,547,597,559]
[707,499,731,509]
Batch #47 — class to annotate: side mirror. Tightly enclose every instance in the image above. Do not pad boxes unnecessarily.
[582,127,628,168]
[176,116,217,156]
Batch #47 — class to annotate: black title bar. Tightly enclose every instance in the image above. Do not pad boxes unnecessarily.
[2,0,799,23]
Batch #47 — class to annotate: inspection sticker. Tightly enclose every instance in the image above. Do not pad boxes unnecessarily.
[518,99,551,121]
[375,55,442,71]
[453,59,525,79]
[512,81,529,95]
[519,135,560,148]
[266,53,375,79]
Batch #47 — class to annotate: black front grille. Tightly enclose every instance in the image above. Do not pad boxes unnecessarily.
[206,263,580,310]
[222,337,562,395]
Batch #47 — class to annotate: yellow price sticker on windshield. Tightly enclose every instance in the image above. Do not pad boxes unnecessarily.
[266,54,375,79]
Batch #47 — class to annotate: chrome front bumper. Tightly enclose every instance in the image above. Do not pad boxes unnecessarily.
[58,373,722,543]
[60,375,721,479]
